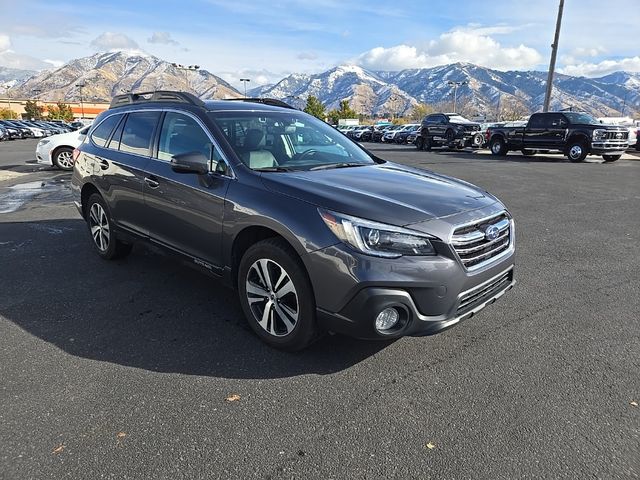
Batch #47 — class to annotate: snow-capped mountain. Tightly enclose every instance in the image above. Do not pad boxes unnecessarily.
[5,52,639,117]
[0,66,37,88]
[9,50,241,102]
[253,62,640,117]
[253,65,418,115]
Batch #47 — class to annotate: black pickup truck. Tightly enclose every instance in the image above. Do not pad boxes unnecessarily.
[416,113,484,150]
[487,112,629,162]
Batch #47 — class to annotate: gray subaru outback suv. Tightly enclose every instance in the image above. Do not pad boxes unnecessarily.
[71,91,515,350]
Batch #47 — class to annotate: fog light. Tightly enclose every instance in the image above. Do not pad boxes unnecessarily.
[375,307,400,332]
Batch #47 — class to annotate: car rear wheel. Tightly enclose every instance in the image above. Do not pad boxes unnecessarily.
[567,141,588,162]
[490,137,508,156]
[85,193,132,260]
[238,238,317,351]
[53,147,74,170]
[602,154,621,162]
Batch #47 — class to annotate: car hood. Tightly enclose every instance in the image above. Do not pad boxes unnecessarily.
[261,162,497,226]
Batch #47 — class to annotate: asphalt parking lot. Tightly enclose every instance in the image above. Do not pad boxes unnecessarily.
[1,139,639,479]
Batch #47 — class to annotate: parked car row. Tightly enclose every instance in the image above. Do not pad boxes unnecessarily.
[336,123,421,144]
[0,119,82,141]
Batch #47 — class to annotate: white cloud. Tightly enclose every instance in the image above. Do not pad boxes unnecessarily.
[91,32,139,51]
[44,59,65,68]
[148,31,179,46]
[0,34,51,70]
[354,30,542,71]
[559,56,640,78]
[0,34,10,51]
[297,51,318,61]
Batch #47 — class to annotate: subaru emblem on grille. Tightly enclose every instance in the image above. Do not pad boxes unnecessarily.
[484,225,500,241]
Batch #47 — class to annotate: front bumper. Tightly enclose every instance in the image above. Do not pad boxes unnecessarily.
[591,139,628,155]
[306,207,516,339]
[35,143,53,165]
[317,266,515,339]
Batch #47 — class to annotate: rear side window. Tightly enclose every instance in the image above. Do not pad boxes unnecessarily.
[528,115,545,128]
[119,111,161,156]
[90,114,121,147]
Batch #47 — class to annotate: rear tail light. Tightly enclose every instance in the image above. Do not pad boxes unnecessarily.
[485,129,492,142]
[72,148,80,162]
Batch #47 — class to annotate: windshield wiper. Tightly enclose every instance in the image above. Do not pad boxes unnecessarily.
[309,162,367,171]
[253,166,296,172]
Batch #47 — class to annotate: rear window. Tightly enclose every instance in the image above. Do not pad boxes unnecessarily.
[90,114,122,147]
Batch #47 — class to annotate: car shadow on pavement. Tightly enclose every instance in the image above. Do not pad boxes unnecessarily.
[0,219,392,379]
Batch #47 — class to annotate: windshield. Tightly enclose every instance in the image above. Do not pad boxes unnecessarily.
[210,111,375,171]
[447,114,473,123]
[563,112,598,125]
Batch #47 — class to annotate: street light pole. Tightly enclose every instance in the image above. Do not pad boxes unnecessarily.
[172,63,200,92]
[239,78,250,98]
[447,80,467,113]
[543,0,565,112]
[75,83,86,119]
[1,84,12,116]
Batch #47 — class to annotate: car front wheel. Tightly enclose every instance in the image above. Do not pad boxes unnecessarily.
[238,238,317,351]
[53,147,74,170]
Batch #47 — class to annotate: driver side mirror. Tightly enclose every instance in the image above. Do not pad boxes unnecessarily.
[171,152,211,175]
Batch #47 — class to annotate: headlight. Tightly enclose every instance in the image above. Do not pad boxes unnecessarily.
[38,139,50,146]
[319,209,436,258]
[593,129,607,140]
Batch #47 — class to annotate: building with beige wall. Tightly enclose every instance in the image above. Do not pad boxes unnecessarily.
[0,97,109,120]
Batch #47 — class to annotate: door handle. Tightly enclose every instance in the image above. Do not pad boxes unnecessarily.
[144,176,160,189]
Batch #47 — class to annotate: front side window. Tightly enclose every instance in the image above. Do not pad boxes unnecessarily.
[90,114,122,147]
[210,111,375,171]
[119,111,161,156]
[157,112,222,165]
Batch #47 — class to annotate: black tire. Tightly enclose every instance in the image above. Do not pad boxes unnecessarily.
[567,140,588,162]
[85,193,132,260]
[602,154,621,162]
[416,137,424,150]
[53,147,74,171]
[490,137,508,156]
[238,238,317,351]
[522,149,536,156]
[423,135,432,151]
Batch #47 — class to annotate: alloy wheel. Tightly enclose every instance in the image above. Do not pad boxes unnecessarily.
[245,258,299,337]
[57,150,74,169]
[89,203,110,252]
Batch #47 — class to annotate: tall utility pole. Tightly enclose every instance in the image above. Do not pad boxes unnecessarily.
[447,80,467,113]
[75,83,86,119]
[239,78,250,98]
[543,0,565,112]
[32,89,41,119]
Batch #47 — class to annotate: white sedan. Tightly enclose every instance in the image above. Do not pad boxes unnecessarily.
[35,126,90,170]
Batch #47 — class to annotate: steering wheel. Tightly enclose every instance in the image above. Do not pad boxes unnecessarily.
[297,149,319,161]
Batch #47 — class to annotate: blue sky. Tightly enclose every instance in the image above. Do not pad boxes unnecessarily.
[1,0,639,87]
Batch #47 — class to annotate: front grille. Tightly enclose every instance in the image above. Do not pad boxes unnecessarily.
[451,213,512,270]
[457,269,513,316]
[463,125,480,132]
[603,130,628,140]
